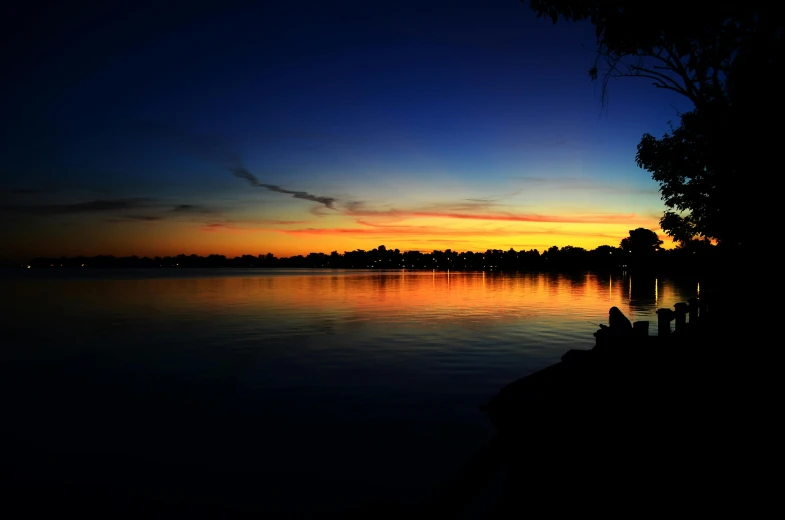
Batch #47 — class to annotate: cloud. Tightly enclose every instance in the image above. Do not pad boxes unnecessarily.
[199,219,307,233]
[260,219,307,225]
[201,223,238,232]
[3,198,154,214]
[464,197,500,204]
[342,198,522,220]
[2,199,224,226]
[200,222,268,234]
[275,225,625,239]
[281,227,470,237]
[408,211,643,225]
[231,166,337,209]
[170,204,213,214]
[343,202,405,218]
[123,121,341,210]
[343,201,649,225]
[512,176,659,196]
[122,215,162,221]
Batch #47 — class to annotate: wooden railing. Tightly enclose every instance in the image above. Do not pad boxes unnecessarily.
[428,294,714,516]
[656,296,706,336]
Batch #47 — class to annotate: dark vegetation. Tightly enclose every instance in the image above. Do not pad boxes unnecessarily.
[18,244,711,272]
[16,229,717,273]
[529,0,782,252]
[445,3,779,515]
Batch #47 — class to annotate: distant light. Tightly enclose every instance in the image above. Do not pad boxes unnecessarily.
[81,264,84,267]
[27,265,31,269]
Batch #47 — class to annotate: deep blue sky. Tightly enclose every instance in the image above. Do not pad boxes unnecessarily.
[1,1,693,259]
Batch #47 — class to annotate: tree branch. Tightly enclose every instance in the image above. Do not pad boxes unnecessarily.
[659,42,699,101]
[611,59,693,99]
[642,65,692,91]
[598,48,700,106]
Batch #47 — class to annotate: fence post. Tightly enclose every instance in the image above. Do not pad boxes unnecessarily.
[674,302,689,333]
[657,308,674,336]
[688,297,699,323]
[699,296,708,319]
[633,321,649,337]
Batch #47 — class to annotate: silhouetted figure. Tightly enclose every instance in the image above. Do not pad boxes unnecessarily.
[604,306,632,336]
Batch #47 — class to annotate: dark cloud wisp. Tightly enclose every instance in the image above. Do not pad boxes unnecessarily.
[3,199,218,223]
[123,215,163,221]
[231,166,336,209]
[2,198,154,214]
[171,204,213,214]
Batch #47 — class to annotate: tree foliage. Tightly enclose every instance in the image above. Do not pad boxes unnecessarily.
[526,1,782,109]
[635,110,728,245]
[620,228,662,256]
[526,1,783,247]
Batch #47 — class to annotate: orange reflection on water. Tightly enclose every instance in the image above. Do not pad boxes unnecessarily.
[3,270,695,338]
[655,278,659,305]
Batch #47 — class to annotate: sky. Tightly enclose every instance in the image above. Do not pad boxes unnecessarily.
[0,0,694,261]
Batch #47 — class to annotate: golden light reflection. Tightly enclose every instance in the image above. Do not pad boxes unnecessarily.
[655,278,658,304]
[4,272,693,334]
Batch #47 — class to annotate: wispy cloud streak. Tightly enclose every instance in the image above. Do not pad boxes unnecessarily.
[409,211,642,224]
[231,166,336,209]
[343,203,648,225]
[512,176,659,196]
[275,226,626,239]
[2,198,154,214]
[171,204,213,214]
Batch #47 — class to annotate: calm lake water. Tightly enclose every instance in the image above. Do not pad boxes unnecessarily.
[1,269,698,515]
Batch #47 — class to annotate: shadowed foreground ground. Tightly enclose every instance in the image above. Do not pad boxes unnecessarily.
[415,304,771,517]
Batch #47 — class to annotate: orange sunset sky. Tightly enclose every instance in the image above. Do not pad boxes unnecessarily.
[1,2,691,261]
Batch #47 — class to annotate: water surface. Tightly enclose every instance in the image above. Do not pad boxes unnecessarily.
[1,269,698,514]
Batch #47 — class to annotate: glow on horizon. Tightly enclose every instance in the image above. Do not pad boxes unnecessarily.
[3,171,675,260]
[9,212,674,260]
[1,165,676,260]
[0,4,691,262]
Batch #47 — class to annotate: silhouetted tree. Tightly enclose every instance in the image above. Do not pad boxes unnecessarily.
[526,1,779,109]
[635,112,723,244]
[588,245,621,270]
[620,228,662,271]
[26,242,718,274]
[620,228,662,255]
[526,1,782,248]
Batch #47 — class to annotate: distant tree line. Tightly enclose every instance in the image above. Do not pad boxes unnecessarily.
[15,230,719,273]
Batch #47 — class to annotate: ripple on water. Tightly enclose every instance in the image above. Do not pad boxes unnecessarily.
[1,270,698,514]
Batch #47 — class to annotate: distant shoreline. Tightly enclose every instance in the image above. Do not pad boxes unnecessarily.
[4,246,716,274]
